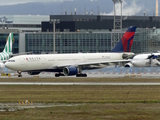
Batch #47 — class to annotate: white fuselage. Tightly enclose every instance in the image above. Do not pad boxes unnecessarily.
[5,52,133,71]
[127,53,160,67]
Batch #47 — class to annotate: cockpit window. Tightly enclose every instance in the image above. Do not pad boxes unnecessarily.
[8,60,15,62]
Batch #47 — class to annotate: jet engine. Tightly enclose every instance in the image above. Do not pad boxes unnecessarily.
[28,71,41,75]
[63,67,79,76]
[124,62,133,67]
[122,53,135,59]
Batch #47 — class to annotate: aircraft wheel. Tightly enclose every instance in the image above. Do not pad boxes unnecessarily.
[76,74,87,77]
[55,74,60,77]
[83,74,87,77]
[76,74,80,77]
[18,74,22,77]
[55,73,65,77]
[60,73,65,76]
[17,71,22,77]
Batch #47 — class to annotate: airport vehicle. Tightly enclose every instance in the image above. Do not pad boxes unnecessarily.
[5,26,136,77]
[0,33,13,68]
[124,52,160,67]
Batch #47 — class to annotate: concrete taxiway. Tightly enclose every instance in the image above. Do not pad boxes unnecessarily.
[1,82,160,85]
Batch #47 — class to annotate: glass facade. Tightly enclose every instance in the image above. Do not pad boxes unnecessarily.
[25,28,160,54]
[26,32,112,54]
[0,33,19,54]
[132,28,160,53]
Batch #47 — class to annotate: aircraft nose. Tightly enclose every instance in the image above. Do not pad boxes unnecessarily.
[4,62,9,68]
[4,59,18,71]
[4,62,12,69]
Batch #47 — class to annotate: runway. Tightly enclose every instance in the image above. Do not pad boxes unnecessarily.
[2,67,160,78]
[1,82,160,85]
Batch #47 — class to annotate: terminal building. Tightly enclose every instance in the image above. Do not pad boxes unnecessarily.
[0,15,49,53]
[0,15,160,54]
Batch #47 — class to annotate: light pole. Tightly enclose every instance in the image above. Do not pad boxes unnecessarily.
[112,0,122,30]
[111,0,123,50]
[50,19,60,53]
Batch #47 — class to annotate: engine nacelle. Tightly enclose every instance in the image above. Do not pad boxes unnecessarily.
[124,62,133,67]
[28,71,41,75]
[63,67,79,76]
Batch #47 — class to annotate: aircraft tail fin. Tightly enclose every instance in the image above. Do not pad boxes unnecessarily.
[111,26,137,52]
[3,33,13,53]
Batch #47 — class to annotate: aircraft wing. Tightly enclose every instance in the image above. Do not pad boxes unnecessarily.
[154,59,160,66]
[52,59,132,68]
[78,59,131,66]
[155,63,160,66]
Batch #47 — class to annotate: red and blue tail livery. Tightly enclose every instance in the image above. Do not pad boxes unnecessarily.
[111,26,136,52]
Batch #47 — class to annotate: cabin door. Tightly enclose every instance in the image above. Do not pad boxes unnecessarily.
[42,58,47,65]
[20,58,25,66]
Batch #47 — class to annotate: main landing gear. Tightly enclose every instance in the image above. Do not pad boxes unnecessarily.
[76,67,87,77]
[55,73,87,77]
[76,73,87,77]
[17,71,22,77]
[55,73,65,77]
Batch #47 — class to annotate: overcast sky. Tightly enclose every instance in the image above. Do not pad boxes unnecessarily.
[0,0,66,5]
[0,0,157,16]
[0,0,155,5]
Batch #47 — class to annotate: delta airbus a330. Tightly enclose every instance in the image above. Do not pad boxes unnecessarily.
[5,26,136,77]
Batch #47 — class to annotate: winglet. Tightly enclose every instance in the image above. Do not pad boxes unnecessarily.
[111,26,137,52]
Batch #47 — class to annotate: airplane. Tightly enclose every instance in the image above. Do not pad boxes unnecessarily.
[0,33,13,69]
[5,26,136,77]
[124,52,160,67]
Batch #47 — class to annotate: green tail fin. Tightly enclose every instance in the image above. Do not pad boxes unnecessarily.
[3,33,13,53]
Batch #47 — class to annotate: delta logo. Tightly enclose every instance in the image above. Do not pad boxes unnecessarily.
[26,57,41,61]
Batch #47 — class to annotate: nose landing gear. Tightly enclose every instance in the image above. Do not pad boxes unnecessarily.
[17,71,22,77]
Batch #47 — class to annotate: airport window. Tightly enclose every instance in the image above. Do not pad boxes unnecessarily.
[57,40,60,46]
[80,40,82,46]
[64,39,68,46]
[101,40,104,46]
[72,40,75,46]
[83,39,86,46]
[86,41,89,46]
[75,40,78,46]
